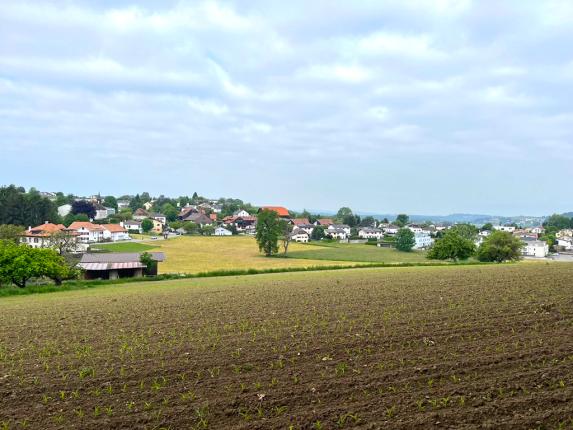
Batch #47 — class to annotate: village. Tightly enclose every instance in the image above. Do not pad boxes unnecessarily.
[18,192,571,268]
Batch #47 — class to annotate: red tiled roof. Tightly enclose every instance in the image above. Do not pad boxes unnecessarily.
[23,223,68,237]
[68,221,105,231]
[259,206,290,217]
[317,218,334,225]
[102,224,127,233]
[293,218,310,226]
[209,213,218,221]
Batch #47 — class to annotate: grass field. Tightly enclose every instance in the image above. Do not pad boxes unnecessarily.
[92,236,431,273]
[286,241,429,263]
[95,236,354,274]
[1,264,572,429]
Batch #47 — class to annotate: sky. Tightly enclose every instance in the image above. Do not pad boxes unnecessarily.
[1,1,572,216]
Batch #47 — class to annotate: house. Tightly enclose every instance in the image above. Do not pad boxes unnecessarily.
[258,206,290,218]
[133,208,149,221]
[122,220,142,233]
[143,201,154,211]
[479,230,492,237]
[556,229,573,239]
[414,233,433,250]
[209,213,218,222]
[358,227,383,240]
[382,224,400,235]
[149,219,163,234]
[117,199,131,209]
[314,218,334,227]
[527,226,545,235]
[328,224,351,235]
[102,224,130,242]
[557,237,573,250]
[294,224,314,235]
[21,222,76,249]
[93,203,111,220]
[291,230,310,243]
[326,228,348,240]
[522,239,549,257]
[292,218,310,227]
[233,209,250,217]
[78,252,165,280]
[150,213,167,224]
[178,206,198,220]
[494,225,516,233]
[39,191,57,201]
[58,204,72,217]
[407,224,424,234]
[181,212,214,226]
[214,227,232,236]
[68,221,106,243]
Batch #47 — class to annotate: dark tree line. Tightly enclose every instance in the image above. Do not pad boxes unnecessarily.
[0,185,59,227]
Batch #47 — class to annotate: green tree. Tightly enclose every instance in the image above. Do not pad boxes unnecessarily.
[477,231,523,263]
[200,225,215,236]
[162,203,179,222]
[481,222,494,231]
[71,200,96,219]
[183,222,198,235]
[255,210,281,256]
[359,216,376,227]
[543,214,573,230]
[0,225,24,244]
[336,207,353,221]
[103,196,118,211]
[140,252,157,276]
[395,214,409,227]
[427,231,476,262]
[141,219,154,233]
[450,224,479,241]
[311,225,325,241]
[395,228,415,252]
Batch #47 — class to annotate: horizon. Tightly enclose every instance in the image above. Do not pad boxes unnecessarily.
[1,1,572,216]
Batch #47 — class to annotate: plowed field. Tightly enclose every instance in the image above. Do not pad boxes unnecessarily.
[1,264,572,429]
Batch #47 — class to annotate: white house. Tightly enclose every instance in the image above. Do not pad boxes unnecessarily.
[233,209,250,217]
[556,229,573,239]
[294,224,314,235]
[557,237,573,250]
[522,240,549,257]
[327,228,348,240]
[358,227,383,240]
[93,203,110,220]
[122,220,142,233]
[58,204,72,217]
[291,230,310,243]
[143,201,154,211]
[102,224,130,242]
[21,222,77,249]
[414,233,433,249]
[382,225,400,235]
[328,224,351,235]
[407,224,424,234]
[479,230,491,237]
[117,199,131,209]
[494,225,516,233]
[151,213,167,224]
[68,221,106,243]
[214,227,232,236]
[528,226,545,235]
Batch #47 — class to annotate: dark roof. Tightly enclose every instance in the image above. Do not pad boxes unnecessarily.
[182,213,213,224]
[80,252,165,263]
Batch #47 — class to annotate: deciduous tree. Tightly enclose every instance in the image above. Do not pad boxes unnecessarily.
[255,210,281,256]
[477,231,523,263]
[395,228,415,252]
[427,231,476,262]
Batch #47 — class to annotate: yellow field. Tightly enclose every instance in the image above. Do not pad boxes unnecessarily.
[141,236,349,273]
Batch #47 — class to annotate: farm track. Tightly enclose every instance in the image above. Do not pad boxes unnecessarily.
[0,264,572,429]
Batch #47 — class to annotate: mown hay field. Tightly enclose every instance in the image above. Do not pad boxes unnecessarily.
[97,236,352,274]
[1,264,572,429]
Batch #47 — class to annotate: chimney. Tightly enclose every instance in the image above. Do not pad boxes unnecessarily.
[45,221,49,224]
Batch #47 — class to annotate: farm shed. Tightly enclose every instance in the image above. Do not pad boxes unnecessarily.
[78,252,165,280]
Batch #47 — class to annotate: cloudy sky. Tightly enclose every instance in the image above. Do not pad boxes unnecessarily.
[1,1,572,215]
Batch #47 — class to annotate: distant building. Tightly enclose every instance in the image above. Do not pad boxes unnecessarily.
[78,252,165,280]
[328,224,351,235]
[291,230,310,243]
[58,204,72,217]
[314,218,334,227]
[122,220,142,233]
[214,227,232,236]
[102,224,130,242]
[414,233,433,249]
[133,208,149,221]
[358,227,383,240]
[117,199,131,209]
[21,222,77,249]
[68,221,106,243]
[233,209,250,217]
[522,239,549,257]
[258,206,290,218]
[150,213,167,224]
[494,225,516,233]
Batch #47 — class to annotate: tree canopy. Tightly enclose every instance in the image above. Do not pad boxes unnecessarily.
[477,231,523,263]
[71,200,96,219]
[395,228,415,252]
[395,214,409,227]
[427,230,476,262]
[255,209,281,256]
[0,185,59,226]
